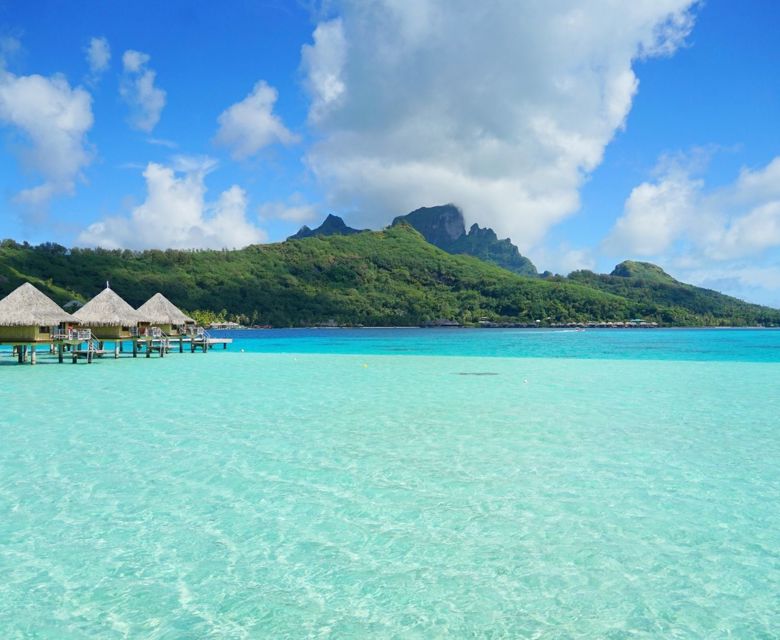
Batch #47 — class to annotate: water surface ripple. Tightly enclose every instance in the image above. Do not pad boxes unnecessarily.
[1,331,778,637]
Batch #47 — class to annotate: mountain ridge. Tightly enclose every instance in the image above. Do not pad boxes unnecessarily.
[289,214,366,240]
[1,227,778,327]
[392,205,538,277]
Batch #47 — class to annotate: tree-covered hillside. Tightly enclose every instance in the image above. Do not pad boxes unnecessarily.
[1,228,778,327]
[567,261,780,326]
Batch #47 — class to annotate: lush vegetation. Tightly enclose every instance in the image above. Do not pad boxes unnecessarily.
[567,261,780,326]
[1,228,778,327]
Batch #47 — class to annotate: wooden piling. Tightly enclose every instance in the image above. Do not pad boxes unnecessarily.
[58,343,64,363]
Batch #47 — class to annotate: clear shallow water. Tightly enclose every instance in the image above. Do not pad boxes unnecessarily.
[1,331,779,638]
[214,327,780,362]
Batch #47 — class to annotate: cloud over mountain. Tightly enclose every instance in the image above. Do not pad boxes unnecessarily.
[302,1,698,250]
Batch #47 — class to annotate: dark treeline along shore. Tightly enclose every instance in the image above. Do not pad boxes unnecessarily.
[1,205,779,328]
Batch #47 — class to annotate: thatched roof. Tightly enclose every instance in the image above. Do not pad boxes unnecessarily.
[137,293,195,325]
[0,282,75,327]
[73,286,143,327]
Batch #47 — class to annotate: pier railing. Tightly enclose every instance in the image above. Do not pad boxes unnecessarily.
[71,329,93,342]
[51,328,93,342]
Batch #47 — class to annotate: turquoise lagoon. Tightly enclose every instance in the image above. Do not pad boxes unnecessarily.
[1,329,779,638]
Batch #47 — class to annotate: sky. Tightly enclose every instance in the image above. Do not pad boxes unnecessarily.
[1,0,779,306]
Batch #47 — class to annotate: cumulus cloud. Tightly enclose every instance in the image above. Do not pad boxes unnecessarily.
[301,1,698,249]
[604,154,780,306]
[120,49,166,132]
[606,155,780,261]
[85,36,110,79]
[215,80,299,159]
[0,64,94,214]
[301,19,347,122]
[78,157,267,249]
[605,163,703,256]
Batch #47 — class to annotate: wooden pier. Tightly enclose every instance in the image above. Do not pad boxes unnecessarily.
[0,282,233,366]
[2,335,233,365]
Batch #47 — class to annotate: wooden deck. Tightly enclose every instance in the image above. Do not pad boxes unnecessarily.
[1,335,233,364]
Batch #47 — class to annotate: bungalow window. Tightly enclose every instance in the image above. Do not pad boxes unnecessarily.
[121,326,130,331]
[39,326,50,333]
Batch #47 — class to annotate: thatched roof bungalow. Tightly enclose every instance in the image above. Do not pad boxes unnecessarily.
[73,286,144,340]
[136,293,195,335]
[0,282,76,343]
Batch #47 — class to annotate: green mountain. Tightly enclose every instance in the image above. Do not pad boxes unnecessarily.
[1,230,777,327]
[391,204,538,276]
[609,260,678,283]
[289,214,366,240]
[568,261,779,325]
[0,229,634,326]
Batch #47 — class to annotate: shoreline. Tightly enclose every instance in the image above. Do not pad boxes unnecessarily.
[219,324,780,331]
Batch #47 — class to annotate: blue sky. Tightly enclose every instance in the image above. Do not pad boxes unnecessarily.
[1,1,779,305]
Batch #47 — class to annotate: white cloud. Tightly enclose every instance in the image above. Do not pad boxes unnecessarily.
[301,19,347,123]
[215,80,299,160]
[0,65,94,213]
[120,49,166,132]
[258,194,318,223]
[78,157,267,249]
[301,1,698,249]
[606,155,780,261]
[605,165,702,256]
[122,50,147,73]
[86,36,111,78]
[604,154,780,307]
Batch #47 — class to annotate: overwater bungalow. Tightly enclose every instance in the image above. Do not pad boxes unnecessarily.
[72,285,144,340]
[0,282,76,344]
[136,293,195,336]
